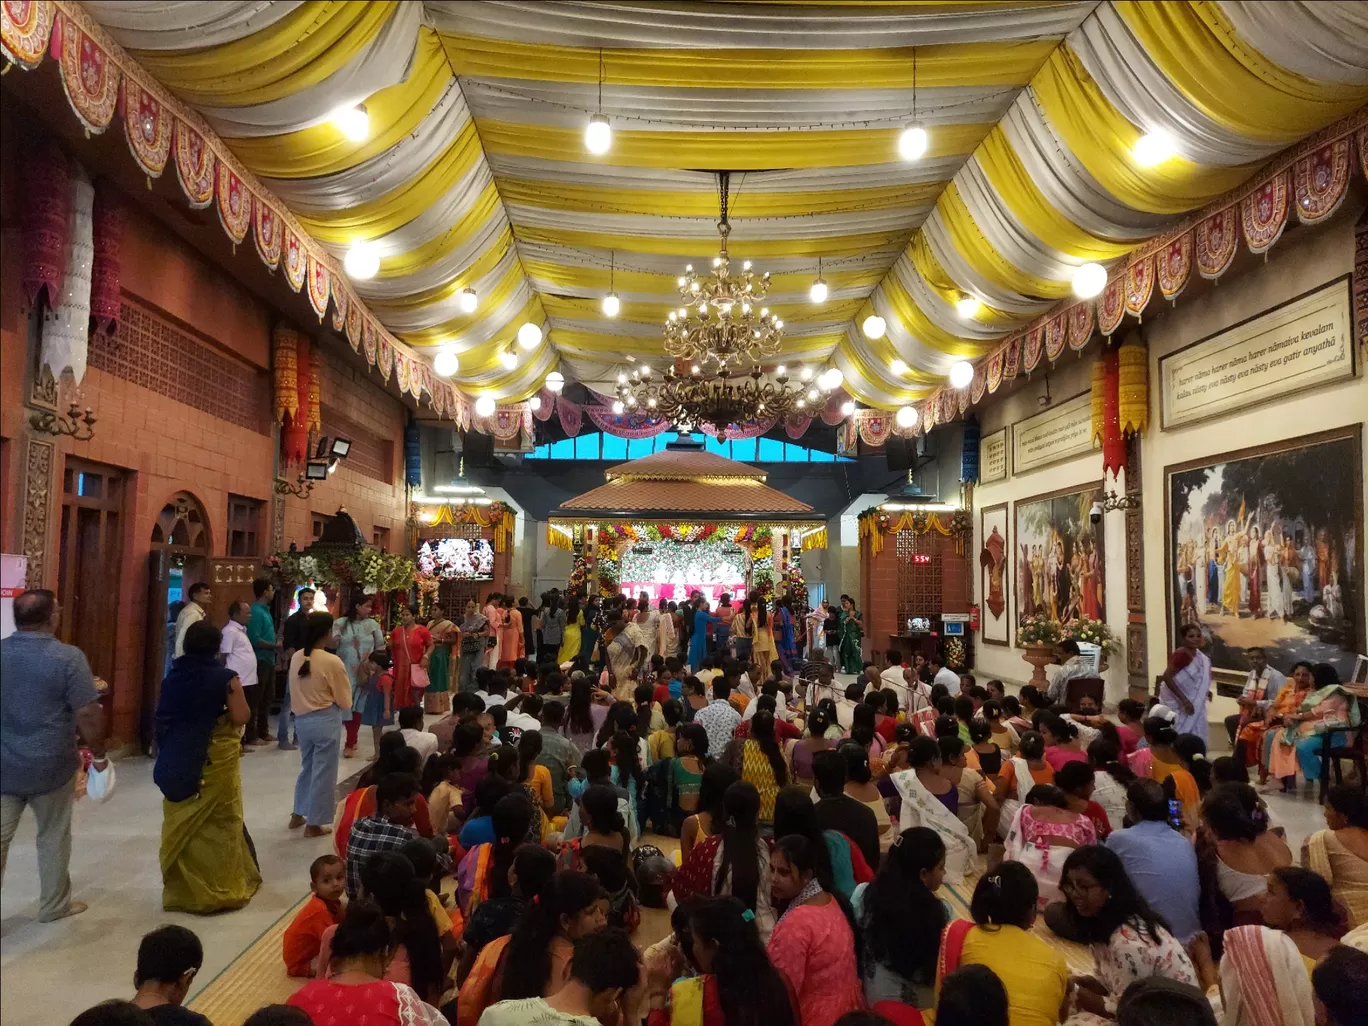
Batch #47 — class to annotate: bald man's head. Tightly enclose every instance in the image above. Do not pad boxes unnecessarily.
[13,589,57,631]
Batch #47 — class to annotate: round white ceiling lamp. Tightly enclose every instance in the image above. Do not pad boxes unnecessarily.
[841,400,855,416]
[862,314,887,339]
[498,349,518,370]
[474,395,496,417]
[955,295,981,320]
[545,370,565,393]
[459,287,478,313]
[890,358,909,376]
[516,322,543,349]
[529,396,542,412]
[1072,262,1108,299]
[896,405,918,428]
[433,349,459,378]
[331,103,369,142]
[1133,129,1176,168]
[819,367,844,390]
[344,241,380,280]
[810,256,828,304]
[611,399,625,414]
[899,124,929,161]
[800,367,814,382]
[949,360,975,390]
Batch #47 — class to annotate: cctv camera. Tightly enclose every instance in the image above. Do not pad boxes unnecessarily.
[1089,501,1103,525]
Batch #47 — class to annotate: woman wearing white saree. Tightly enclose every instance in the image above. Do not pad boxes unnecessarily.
[890,766,975,886]
[1158,623,1211,743]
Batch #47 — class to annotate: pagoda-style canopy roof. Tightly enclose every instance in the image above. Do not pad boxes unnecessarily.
[556,449,813,520]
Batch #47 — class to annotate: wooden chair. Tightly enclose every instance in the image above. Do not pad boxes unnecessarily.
[1317,696,1368,804]
[1065,676,1105,715]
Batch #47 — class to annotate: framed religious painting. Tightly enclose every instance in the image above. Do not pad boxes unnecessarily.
[1013,483,1106,643]
[979,503,1010,645]
[1165,425,1364,680]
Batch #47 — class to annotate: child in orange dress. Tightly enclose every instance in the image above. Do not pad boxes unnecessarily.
[282,854,345,977]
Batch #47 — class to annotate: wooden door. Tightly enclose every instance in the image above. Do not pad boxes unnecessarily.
[57,459,125,719]
[143,549,172,752]
[207,557,262,627]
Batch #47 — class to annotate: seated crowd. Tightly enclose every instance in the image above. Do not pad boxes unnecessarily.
[68,616,1368,1026]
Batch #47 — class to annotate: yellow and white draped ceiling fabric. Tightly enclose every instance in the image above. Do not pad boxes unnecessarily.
[78,1,1368,407]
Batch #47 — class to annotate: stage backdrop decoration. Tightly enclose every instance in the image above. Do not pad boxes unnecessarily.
[1166,425,1362,681]
[980,503,1009,646]
[618,539,749,601]
[1014,484,1106,640]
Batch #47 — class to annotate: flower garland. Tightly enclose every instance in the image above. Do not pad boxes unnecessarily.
[594,521,773,546]
[596,553,620,591]
[856,507,972,556]
[618,539,748,590]
[568,553,591,594]
[269,545,415,593]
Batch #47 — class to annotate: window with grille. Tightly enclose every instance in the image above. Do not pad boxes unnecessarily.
[227,495,264,556]
[896,530,942,625]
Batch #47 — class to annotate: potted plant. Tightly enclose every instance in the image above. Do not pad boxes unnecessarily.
[1017,615,1062,687]
[1062,615,1117,672]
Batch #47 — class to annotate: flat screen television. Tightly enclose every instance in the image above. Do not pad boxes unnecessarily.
[417,538,495,581]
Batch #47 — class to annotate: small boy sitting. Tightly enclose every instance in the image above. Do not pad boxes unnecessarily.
[282,854,345,977]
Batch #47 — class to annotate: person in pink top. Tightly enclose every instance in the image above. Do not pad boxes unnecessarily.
[1039,713,1089,773]
[766,833,864,1026]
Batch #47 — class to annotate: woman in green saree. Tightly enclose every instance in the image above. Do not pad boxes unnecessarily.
[424,607,456,715]
[838,594,864,674]
[154,620,260,914]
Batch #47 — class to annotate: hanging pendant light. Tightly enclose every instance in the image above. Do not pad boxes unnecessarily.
[459,287,478,313]
[899,49,929,162]
[809,256,828,304]
[602,250,620,317]
[585,49,612,154]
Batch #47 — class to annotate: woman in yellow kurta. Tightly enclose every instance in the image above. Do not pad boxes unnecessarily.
[153,621,261,913]
[559,596,584,665]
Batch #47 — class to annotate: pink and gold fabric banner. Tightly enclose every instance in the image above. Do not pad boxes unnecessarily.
[121,76,170,178]
[1098,275,1125,336]
[173,120,213,208]
[1294,139,1351,225]
[1068,301,1094,351]
[1124,253,1154,319]
[2,0,54,68]
[254,199,281,270]
[1157,234,1192,302]
[54,12,116,134]
[556,396,582,437]
[784,413,812,439]
[1242,171,1290,255]
[215,163,250,246]
[1022,324,1044,373]
[857,411,892,447]
[585,406,669,438]
[1195,207,1238,280]
[1044,312,1067,363]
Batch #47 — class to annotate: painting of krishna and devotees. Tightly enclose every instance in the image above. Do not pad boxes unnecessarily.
[1168,429,1363,680]
[1015,485,1106,630]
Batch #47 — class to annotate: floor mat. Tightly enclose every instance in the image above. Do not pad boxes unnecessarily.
[187,895,308,1026]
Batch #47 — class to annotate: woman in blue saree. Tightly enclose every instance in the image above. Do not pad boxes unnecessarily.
[154,620,260,913]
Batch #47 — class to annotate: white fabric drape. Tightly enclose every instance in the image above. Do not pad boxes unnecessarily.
[955,158,1083,285]
[81,1,304,50]
[889,252,1005,342]
[922,212,1053,317]
[198,1,424,137]
[42,165,95,384]
[868,289,978,376]
[375,246,521,333]
[504,203,931,241]
[1217,1,1368,86]
[428,0,1094,49]
[351,212,510,301]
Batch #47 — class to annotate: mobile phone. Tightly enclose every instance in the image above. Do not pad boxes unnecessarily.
[1168,799,1183,830]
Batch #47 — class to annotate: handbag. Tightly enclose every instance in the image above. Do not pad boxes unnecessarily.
[86,760,116,803]
[410,664,430,692]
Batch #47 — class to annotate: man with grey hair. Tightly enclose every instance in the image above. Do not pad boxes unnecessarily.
[1,589,107,921]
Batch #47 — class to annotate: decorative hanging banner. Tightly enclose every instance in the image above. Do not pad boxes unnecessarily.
[1358,126,1368,181]
[1157,233,1192,302]
[857,411,892,447]
[1044,312,1067,363]
[280,227,305,291]
[531,388,556,422]
[970,367,987,404]
[1098,275,1125,335]
[921,403,934,435]
[1242,171,1290,255]
[272,324,298,422]
[784,413,812,440]
[1117,339,1148,436]
[253,196,281,269]
[820,401,847,427]
[305,251,329,320]
[701,418,775,441]
[121,77,170,178]
[1124,253,1154,319]
[409,356,423,399]
[942,389,958,424]
[215,162,250,245]
[1195,207,1238,279]
[376,335,393,381]
[172,120,214,208]
[89,181,121,333]
[20,137,69,310]
[362,318,378,365]
[394,351,411,396]
[985,349,1004,393]
[1002,336,1020,382]
[2,0,55,69]
[557,396,583,437]
[1090,356,1106,447]
[585,406,669,438]
[306,345,321,432]
[1068,300,1094,350]
[1022,324,1044,373]
[346,295,364,350]
[1294,138,1351,225]
[955,386,967,415]
[55,12,117,134]
[330,279,347,333]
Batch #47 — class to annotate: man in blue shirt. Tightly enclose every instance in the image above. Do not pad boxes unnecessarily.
[246,578,277,745]
[1,589,107,922]
[1106,778,1202,943]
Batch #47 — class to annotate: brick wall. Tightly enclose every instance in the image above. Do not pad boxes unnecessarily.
[0,138,415,746]
[860,531,972,663]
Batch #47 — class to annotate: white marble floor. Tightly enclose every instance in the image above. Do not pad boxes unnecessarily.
[1,731,378,1026]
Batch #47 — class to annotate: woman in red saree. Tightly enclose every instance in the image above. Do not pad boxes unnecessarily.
[391,604,432,712]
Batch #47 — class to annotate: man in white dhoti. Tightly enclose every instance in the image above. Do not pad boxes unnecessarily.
[1157,622,1211,743]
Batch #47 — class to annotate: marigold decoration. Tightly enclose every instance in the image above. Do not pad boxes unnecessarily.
[272,325,298,423]
[418,502,515,553]
[800,527,828,552]
[1117,341,1148,437]
[857,508,971,557]
[547,525,574,552]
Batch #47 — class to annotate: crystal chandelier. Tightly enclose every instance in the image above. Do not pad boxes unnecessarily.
[615,172,807,437]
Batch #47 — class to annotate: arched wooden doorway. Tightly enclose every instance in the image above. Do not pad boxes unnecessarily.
[142,492,211,751]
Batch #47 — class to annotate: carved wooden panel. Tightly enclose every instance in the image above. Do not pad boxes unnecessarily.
[22,438,54,588]
[1126,620,1147,685]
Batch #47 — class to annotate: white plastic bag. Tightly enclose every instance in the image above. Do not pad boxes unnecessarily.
[85,760,116,803]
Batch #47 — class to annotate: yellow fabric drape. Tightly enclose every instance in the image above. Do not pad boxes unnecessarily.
[515,225,909,260]
[879,272,1003,357]
[938,182,1073,299]
[547,526,574,552]
[522,257,884,297]
[376,182,504,279]
[225,28,452,179]
[366,230,517,314]
[907,234,1016,329]
[400,261,532,345]
[442,34,1058,90]
[473,119,993,171]
[858,511,967,556]
[293,119,486,242]
[801,527,828,552]
[1031,47,1253,215]
[426,506,516,553]
[974,128,1136,262]
[133,2,398,107]
[1116,1,1368,146]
